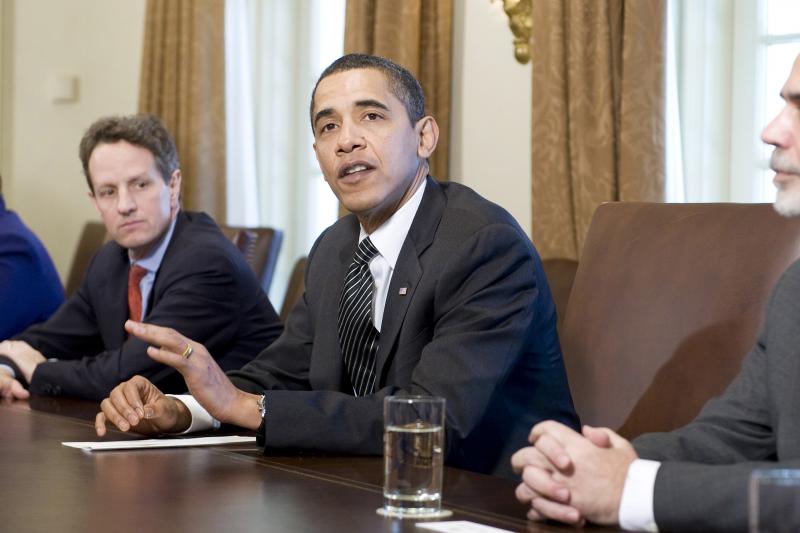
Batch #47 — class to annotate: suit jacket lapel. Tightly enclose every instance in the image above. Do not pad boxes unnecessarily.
[105,246,132,346]
[375,177,445,379]
[149,211,188,310]
[315,216,360,389]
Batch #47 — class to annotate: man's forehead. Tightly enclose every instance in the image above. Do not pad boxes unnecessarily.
[782,55,800,97]
[313,68,394,112]
[88,142,157,184]
[90,140,154,161]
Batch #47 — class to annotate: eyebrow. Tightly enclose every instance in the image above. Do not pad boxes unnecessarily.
[354,99,390,112]
[313,99,391,128]
[313,108,335,128]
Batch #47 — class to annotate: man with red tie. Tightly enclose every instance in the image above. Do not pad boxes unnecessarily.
[0,114,283,400]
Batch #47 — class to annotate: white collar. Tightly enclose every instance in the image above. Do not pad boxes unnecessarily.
[359,180,426,269]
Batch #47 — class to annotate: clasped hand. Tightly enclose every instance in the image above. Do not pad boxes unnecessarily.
[510,421,638,527]
[94,320,253,436]
[0,340,46,400]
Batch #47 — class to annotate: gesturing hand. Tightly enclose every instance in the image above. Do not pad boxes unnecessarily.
[95,375,190,436]
[123,320,261,430]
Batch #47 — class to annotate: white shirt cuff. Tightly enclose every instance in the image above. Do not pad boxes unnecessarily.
[167,394,220,433]
[618,459,661,532]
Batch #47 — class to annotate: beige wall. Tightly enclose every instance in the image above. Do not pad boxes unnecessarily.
[450,0,532,237]
[1,0,145,280]
[1,4,6,185]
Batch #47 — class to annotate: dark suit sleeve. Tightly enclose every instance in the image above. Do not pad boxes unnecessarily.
[632,263,800,532]
[649,459,800,533]
[634,340,775,532]
[16,279,106,368]
[634,335,774,464]
[227,289,316,394]
[232,224,540,457]
[26,249,255,400]
[226,224,326,395]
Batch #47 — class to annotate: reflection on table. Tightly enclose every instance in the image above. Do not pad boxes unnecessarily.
[1,398,615,533]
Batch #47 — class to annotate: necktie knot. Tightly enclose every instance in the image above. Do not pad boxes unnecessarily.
[353,237,379,266]
[129,264,148,286]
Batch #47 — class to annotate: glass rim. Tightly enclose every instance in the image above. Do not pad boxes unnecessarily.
[384,394,445,405]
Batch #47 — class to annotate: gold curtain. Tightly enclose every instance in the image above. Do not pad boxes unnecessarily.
[139,0,226,221]
[344,0,453,181]
[530,0,665,260]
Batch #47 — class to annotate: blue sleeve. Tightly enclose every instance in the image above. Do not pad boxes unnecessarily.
[0,233,64,339]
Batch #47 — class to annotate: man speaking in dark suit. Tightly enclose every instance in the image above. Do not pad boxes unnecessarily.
[0,115,283,401]
[94,54,578,477]
[512,53,800,531]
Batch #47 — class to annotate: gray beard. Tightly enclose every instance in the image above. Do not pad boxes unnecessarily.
[774,186,800,217]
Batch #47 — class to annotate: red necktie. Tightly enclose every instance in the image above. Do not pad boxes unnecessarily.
[127,265,148,321]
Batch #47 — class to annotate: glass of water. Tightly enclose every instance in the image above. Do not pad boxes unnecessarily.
[749,469,800,533]
[378,395,451,518]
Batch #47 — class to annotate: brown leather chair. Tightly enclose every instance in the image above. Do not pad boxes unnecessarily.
[221,226,283,294]
[280,256,307,322]
[541,258,578,335]
[65,221,108,297]
[560,202,800,439]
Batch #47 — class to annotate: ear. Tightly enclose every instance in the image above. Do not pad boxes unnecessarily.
[415,116,439,159]
[168,169,182,213]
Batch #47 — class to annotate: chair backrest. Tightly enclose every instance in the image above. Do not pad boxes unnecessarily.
[561,202,800,439]
[65,222,283,297]
[280,256,307,322]
[221,226,283,294]
[65,221,108,297]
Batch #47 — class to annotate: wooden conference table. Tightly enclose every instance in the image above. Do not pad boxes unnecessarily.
[0,398,621,533]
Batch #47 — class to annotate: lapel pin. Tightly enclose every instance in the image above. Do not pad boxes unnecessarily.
[398,287,408,295]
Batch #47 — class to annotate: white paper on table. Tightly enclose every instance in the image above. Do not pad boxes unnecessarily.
[62,435,255,451]
[415,521,513,533]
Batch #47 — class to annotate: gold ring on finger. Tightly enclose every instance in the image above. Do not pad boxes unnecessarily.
[181,344,194,359]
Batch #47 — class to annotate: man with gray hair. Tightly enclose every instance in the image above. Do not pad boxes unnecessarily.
[0,114,283,401]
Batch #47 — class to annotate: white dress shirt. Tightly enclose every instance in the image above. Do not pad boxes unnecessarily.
[618,459,662,531]
[175,180,428,432]
[360,179,426,331]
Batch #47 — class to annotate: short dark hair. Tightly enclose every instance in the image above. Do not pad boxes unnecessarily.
[78,114,179,192]
[309,53,426,132]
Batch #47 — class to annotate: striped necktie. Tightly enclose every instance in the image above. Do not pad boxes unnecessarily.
[338,237,380,396]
